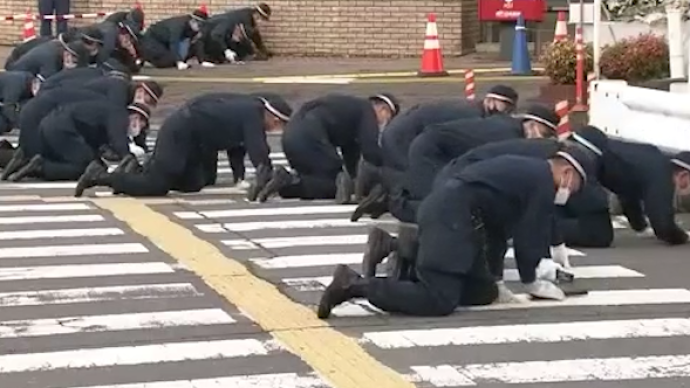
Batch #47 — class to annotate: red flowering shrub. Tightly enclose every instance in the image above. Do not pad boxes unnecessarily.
[541,40,594,85]
[600,33,669,82]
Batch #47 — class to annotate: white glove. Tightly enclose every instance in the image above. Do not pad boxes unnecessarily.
[550,243,571,268]
[235,180,251,189]
[536,258,565,282]
[525,280,565,300]
[200,61,215,68]
[495,281,525,304]
[176,61,189,70]
[135,58,143,66]
[128,143,146,158]
[224,49,238,62]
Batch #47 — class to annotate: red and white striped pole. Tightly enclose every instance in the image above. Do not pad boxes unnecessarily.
[573,25,587,110]
[555,100,571,137]
[464,69,475,100]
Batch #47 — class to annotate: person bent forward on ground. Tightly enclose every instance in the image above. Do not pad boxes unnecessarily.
[317,149,595,318]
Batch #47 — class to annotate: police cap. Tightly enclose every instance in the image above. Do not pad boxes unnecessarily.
[485,84,518,105]
[258,93,292,122]
[515,104,560,134]
[569,125,609,156]
[671,151,690,173]
[369,93,400,117]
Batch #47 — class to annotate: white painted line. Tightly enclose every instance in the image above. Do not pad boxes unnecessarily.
[0,203,92,212]
[0,338,277,373]
[262,77,355,84]
[283,265,643,292]
[0,262,175,281]
[0,243,148,259]
[251,253,366,269]
[0,182,78,189]
[0,309,236,338]
[0,283,202,307]
[362,317,690,348]
[0,214,104,224]
[68,373,330,388]
[0,227,124,240]
[181,205,358,219]
[224,234,370,250]
[506,247,585,258]
[331,289,690,317]
[174,211,204,220]
[409,355,690,385]
[196,218,395,233]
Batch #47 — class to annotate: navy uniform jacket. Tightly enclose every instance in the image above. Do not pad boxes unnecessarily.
[0,71,34,127]
[223,7,267,54]
[422,155,554,282]
[41,100,130,157]
[381,100,484,170]
[96,21,141,72]
[422,114,524,157]
[145,15,197,64]
[601,140,688,245]
[4,36,54,69]
[18,88,107,156]
[202,14,242,54]
[287,94,380,177]
[8,40,64,79]
[39,67,105,94]
[172,97,272,169]
[78,76,131,107]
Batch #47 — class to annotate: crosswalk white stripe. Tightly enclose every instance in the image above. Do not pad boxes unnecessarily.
[0,262,175,281]
[282,265,645,291]
[0,203,92,212]
[0,243,148,259]
[0,182,81,189]
[0,338,277,373]
[0,309,236,338]
[223,234,371,249]
[362,317,690,348]
[251,253,365,269]
[331,289,690,317]
[0,283,202,307]
[69,373,331,388]
[409,355,690,385]
[0,227,124,240]
[0,214,104,224]
[196,219,395,233]
[176,205,358,219]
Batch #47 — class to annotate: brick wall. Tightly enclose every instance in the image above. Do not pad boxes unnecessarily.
[0,0,478,57]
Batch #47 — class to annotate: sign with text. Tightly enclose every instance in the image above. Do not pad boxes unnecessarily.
[478,0,546,22]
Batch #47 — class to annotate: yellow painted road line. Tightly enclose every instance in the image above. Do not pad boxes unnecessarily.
[93,197,415,388]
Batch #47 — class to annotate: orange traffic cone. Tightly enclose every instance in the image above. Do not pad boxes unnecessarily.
[553,11,567,42]
[418,13,448,77]
[22,9,36,42]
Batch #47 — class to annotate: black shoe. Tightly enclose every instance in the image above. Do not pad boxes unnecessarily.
[8,154,42,182]
[75,160,108,197]
[257,166,292,203]
[317,264,363,319]
[351,184,387,222]
[112,154,137,174]
[0,139,14,151]
[335,171,354,205]
[1,147,26,180]
[362,227,395,278]
[247,164,273,202]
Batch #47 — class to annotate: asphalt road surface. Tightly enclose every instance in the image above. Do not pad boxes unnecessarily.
[1,80,690,387]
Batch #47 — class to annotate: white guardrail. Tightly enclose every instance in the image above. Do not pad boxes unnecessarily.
[588,80,690,153]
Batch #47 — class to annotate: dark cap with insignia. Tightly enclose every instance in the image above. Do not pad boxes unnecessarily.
[80,26,104,45]
[369,93,401,117]
[553,143,597,184]
[136,80,164,103]
[127,102,151,122]
[569,125,609,156]
[191,9,209,21]
[485,84,518,105]
[255,3,271,20]
[257,93,292,122]
[515,104,560,134]
[671,151,690,172]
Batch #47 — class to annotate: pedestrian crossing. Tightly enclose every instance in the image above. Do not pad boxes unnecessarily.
[166,197,690,387]
[0,200,333,388]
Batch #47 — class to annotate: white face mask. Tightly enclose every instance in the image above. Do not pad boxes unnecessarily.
[554,174,572,205]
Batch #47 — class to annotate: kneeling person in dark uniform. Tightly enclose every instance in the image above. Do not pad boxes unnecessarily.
[0,71,38,135]
[318,150,593,318]
[252,93,399,204]
[8,39,92,80]
[74,94,292,197]
[141,9,209,69]
[570,126,690,246]
[7,102,149,182]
